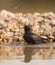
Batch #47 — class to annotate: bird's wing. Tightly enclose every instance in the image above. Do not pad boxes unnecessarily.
[31,33,47,43]
[31,33,39,41]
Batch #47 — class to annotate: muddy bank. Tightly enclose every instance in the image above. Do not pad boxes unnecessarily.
[0,10,55,44]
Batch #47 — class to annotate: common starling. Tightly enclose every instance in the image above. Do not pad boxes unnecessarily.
[23,25,48,44]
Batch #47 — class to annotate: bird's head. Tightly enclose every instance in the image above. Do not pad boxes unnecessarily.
[24,25,32,33]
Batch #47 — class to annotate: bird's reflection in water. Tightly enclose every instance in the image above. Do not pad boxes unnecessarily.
[23,47,36,63]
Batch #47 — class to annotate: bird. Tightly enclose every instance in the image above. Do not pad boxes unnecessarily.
[23,25,48,44]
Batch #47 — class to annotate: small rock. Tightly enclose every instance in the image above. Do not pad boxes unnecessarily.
[1,10,15,18]
[51,19,55,25]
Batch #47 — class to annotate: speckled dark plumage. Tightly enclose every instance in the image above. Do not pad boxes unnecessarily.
[23,25,48,44]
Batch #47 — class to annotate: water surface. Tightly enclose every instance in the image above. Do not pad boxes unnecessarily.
[0,0,55,13]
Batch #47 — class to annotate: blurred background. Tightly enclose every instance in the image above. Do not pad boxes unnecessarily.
[0,0,55,13]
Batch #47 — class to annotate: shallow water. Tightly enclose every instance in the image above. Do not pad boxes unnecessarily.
[0,60,55,65]
[0,0,55,13]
